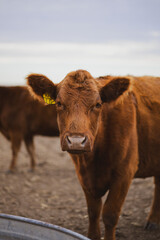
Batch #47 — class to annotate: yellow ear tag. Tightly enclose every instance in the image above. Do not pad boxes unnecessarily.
[43,93,56,105]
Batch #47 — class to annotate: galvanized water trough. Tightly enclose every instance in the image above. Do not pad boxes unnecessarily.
[0,214,90,240]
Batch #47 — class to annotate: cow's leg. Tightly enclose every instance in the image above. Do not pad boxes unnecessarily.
[10,134,22,172]
[145,176,160,229]
[24,135,36,171]
[102,175,133,240]
[84,191,102,240]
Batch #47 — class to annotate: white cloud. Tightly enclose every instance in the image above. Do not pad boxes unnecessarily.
[149,31,160,38]
[0,41,159,63]
[0,40,160,85]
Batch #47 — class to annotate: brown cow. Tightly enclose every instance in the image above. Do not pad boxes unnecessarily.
[0,86,59,172]
[27,70,160,240]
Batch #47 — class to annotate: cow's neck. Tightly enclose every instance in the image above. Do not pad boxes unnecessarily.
[70,133,111,198]
[69,101,132,197]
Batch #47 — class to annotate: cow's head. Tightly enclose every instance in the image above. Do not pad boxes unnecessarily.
[27,70,130,154]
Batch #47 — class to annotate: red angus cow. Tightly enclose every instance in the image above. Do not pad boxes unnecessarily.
[27,70,160,240]
[0,86,59,172]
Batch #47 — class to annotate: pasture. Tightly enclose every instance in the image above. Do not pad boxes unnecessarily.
[0,133,159,240]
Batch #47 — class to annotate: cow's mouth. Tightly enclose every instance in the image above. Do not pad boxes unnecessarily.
[67,149,89,154]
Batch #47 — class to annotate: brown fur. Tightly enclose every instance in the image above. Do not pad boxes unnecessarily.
[0,86,59,171]
[27,70,160,240]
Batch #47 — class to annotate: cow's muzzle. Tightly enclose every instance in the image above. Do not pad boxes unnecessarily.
[62,134,91,153]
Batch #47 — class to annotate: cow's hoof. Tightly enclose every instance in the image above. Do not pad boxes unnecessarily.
[145,222,160,230]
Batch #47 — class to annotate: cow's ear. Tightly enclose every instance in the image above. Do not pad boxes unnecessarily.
[100,77,130,103]
[26,74,57,102]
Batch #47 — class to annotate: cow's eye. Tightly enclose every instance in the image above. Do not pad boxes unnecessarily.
[95,103,102,109]
[56,101,66,111]
[56,101,62,107]
[90,102,102,112]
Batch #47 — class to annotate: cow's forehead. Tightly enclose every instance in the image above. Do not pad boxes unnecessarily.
[60,70,98,88]
[57,71,100,105]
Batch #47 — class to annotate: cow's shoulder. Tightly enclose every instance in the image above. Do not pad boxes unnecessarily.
[131,76,160,113]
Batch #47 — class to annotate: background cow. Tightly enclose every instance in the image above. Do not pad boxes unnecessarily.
[27,70,160,240]
[0,86,59,172]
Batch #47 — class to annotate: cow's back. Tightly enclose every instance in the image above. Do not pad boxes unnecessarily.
[0,86,31,135]
[131,76,160,177]
[97,76,160,178]
[0,86,58,139]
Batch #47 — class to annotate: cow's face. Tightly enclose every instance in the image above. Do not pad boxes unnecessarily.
[55,71,103,153]
[27,70,130,154]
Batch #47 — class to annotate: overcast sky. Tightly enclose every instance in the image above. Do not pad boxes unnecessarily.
[0,0,160,85]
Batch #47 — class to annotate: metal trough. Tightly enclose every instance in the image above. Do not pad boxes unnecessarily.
[0,214,90,240]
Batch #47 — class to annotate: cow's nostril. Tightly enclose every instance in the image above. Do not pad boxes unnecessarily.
[65,135,88,148]
[67,136,72,144]
[81,136,87,145]
[63,134,90,152]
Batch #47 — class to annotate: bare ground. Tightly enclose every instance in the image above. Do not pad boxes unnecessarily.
[0,133,160,240]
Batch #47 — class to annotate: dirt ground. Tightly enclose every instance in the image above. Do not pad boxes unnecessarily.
[0,133,160,240]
